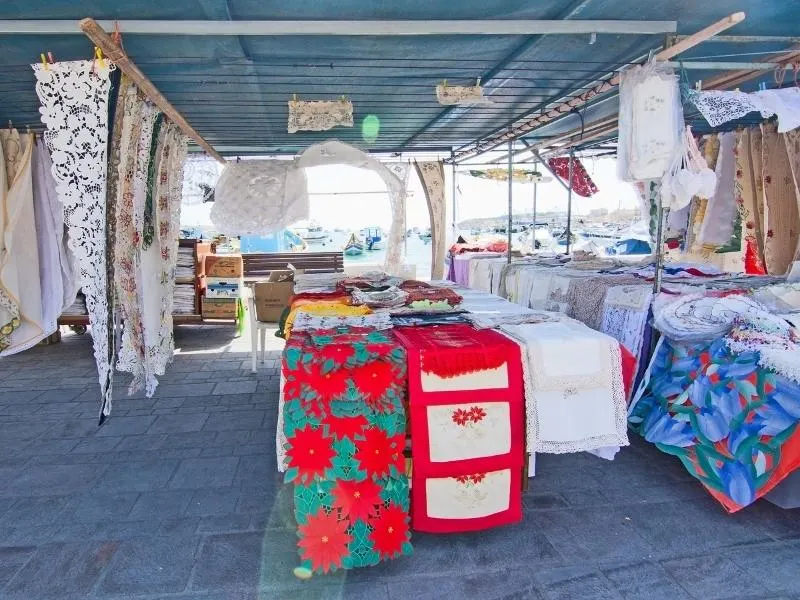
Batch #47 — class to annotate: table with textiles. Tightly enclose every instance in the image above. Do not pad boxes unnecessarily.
[276,273,638,576]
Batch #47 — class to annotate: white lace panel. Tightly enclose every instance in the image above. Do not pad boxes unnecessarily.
[435,83,493,106]
[182,154,223,205]
[415,161,447,280]
[287,98,354,133]
[211,159,309,236]
[690,88,800,133]
[33,60,115,419]
[384,162,411,276]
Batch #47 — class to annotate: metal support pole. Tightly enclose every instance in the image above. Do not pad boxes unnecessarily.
[507,140,513,264]
[532,160,539,252]
[565,151,574,255]
[652,181,665,296]
[451,150,458,241]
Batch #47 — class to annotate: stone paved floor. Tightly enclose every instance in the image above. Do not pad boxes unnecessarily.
[0,325,799,600]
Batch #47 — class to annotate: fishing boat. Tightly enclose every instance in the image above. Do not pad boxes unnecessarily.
[418,229,432,243]
[296,221,333,244]
[361,226,385,251]
[343,232,364,256]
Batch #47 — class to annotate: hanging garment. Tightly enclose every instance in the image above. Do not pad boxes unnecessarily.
[34,60,115,420]
[735,129,767,274]
[762,122,800,275]
[617,61,683,181]
[546,157,599,197]
[414,161,447,280]
[32,139,80,330]
[501,320,628,455]
[784,128,800,263]
[698,132,738,247]
[0,130,46,356]
[115,92,156,395]
[282,327,412,573]
[0,134,19,351]
[211,159,308,235]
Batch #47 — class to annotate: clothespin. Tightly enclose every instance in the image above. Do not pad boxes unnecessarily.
[292,93,298,102]
[7,120,12,130]
[112,20,123,47]
[47,52,54,65]
[40,53,48,71]
[695,80,702,92]
[758,81,768,91]
[476,78,481,87]
[94,47,106,70]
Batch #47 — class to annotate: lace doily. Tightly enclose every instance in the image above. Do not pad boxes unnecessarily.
[725,311,800,383]
[211,159,309,235]
[653,293,765,343]
[34,59,116,420]
[181,154,223,205]
[287,98,353,133]
[291,311,393,332]
[351,286,409,308]
[435,83,493,106]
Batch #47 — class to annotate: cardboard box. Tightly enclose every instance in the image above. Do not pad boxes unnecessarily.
[202,297,238,319]
[204,254,243,278]
[206,277,244,299]
[253,270,296,322]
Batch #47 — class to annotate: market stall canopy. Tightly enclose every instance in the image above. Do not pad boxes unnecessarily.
[0,1,797,156]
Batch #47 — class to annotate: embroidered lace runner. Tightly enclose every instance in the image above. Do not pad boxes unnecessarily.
[500,319,629,454]
[736,129,767,274]
[291,311,393,332]
[690,87,800,132]
[34,60,115,419]
[211,159,309,235]
[383,162,411,276]
[547,157,599,197]
[282,327,411,573]
[600,284,653,362]
[698,132,738,247]
[785,129,800,264]
[414,161,447,280]
[435,83,492,106]
[629,336,800,512]
[565,275,640,332]
[761,122,799,275]
[287,98,354,133]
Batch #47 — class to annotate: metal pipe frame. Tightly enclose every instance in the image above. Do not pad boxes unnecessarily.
[0,19,678,36]
[507,140,514,264]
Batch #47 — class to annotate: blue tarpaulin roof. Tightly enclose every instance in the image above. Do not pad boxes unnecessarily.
[0,1,797,156]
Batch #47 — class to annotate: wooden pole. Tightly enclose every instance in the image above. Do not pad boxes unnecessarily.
[80,18,225,164]
[452,12,747,162]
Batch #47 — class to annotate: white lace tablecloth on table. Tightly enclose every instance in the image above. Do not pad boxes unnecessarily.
[275,286,624,473]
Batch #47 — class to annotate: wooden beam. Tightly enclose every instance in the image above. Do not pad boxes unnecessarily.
[79,17,225,164]
[451,12,746,162]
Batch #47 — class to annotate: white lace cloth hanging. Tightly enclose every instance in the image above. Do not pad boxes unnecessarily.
[697,131,737,246]
[383,162,411,276]
[415,161,447,279]
[182,154,223,205]
[617,61,683,182]
[33,60,115,419]
[211,159,309,235]
[725,310,800,383]
[690,87,800,133]
[435,83,493,106]
[287,98,353,133]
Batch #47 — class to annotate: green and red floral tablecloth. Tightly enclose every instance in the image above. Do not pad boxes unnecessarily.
[282,326,412,573]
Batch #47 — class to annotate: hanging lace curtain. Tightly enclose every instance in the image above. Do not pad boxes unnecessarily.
[383,163,411,276]
[287,98,354,133]
[414,161,447,280]
[295,140,407,273]
[690,87,800,133]
[33,59,116,421]
[211,159,308,235]
[182,154,224,205]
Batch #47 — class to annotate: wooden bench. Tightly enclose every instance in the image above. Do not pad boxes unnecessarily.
[242,251,344,279]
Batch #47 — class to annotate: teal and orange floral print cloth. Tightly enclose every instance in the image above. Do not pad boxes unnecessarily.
[282,326,412,573]
[630,337,800,512]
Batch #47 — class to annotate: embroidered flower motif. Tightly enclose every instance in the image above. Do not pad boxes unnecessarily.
[765,175,772,185]
[322,412,368,441]
[297,510,352,573]
[353,360,399,412]
[767,230,774,238]
[369,503,409,559]
[451,408,471,426]
[745,221,755,230]
[285,424,336,482]
[468,406,487,423]
[455,472,487,485]
[331,478,383,522]
[354,429,404,478]
[470,473,486,484]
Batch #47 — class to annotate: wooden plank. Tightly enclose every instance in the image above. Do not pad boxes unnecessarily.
[79,18,224,164]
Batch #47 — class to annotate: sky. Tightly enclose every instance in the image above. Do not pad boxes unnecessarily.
[181,157,642,231]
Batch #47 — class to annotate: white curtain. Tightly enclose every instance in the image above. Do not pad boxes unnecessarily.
[414,161,447,280]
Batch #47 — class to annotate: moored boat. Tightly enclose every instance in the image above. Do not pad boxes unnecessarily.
[343,232,364,256]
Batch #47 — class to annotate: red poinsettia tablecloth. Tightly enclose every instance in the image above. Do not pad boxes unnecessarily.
[282,326,412,573]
